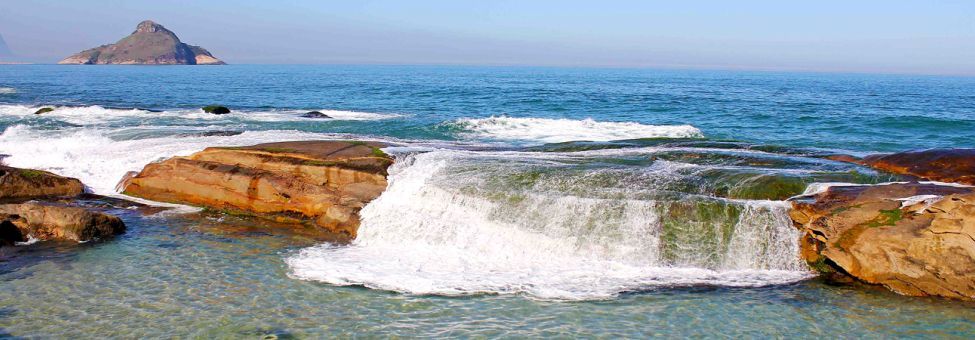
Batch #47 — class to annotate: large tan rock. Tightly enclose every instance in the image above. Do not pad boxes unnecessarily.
[0,203,125,242]
[790,183,975,300]
[120,140,393,236]
[0,165,85,200]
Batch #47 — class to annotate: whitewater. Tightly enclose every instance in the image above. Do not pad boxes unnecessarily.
[0,103,825,300]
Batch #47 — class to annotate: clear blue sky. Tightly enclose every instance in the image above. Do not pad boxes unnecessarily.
[1,0,973,75]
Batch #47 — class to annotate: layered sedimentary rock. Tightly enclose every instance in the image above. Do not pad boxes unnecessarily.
[861,149,975,185]
[0,203,125,242]
[790,183,975,300]
[0,165,84,200]
[58,20,225,65]
[828,149,975,185]
[120,141,393,236]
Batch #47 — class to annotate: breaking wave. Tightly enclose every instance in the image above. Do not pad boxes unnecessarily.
[287,150,811,300]
[0,104,399,125]
[0,124,380,194]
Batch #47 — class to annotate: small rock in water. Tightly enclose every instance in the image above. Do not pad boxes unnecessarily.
[33,107,54,115]
[202,105,231,114]
[301,111,332,119]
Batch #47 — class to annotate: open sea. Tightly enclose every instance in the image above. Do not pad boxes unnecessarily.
[0,65,974,337]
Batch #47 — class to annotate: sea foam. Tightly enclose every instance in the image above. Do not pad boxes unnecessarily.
[0,104,399,125]
[287,150,811,300]
[450,116,704,143]
[0,124,374,195]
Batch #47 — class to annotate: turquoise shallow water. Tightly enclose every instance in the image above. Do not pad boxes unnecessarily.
[2,209,974,338]
[0,65,974,337]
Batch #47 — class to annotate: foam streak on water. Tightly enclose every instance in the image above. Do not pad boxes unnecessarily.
[0,104,399,125]
[451,116,704,143]
[0,124,372,194]
[287,150,811,300]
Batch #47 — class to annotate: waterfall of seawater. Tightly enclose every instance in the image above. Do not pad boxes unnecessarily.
[287,148,813,300]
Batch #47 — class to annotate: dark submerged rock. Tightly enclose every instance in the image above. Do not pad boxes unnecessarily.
[301,111,332,119]
[33,107,54,115]
[202,105,231,114]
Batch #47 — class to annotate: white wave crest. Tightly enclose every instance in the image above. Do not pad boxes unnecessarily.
[287,150,810,300]
[0,87,16,94]
[451,116,704,143]
[0,104,399,125]
[0,124,381,195]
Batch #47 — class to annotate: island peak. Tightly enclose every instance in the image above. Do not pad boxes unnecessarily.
[58,20,224,65]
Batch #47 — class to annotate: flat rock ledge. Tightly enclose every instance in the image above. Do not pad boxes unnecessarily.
[120,140,393,237]
[1,165,84,200]
[790,183,975,300]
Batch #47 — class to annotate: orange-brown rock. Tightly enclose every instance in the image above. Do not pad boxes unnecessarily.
[860,149,975,185]
[0,203,125,242]
[790,183,975,300]
[120,140,393,237]
[0,165,85,200]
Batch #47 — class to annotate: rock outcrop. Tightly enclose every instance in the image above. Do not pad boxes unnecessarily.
[790,183,975,300]
[120,141,393,237]
[861,149,975,185]
[0,165,84,200]
[0,203,125,242]
[827,149,975,185]
[0,165,129,245]
[58,20,225,65]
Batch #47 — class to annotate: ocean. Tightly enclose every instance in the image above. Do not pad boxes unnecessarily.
[0,65,973,337]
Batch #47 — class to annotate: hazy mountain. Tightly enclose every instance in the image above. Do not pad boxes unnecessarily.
[0,33,13,57]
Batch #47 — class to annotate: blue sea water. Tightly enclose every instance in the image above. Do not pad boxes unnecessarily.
[1,65,973,151]
[0,65,974,338]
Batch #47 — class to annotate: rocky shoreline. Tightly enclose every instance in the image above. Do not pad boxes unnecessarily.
[3,142,973,301]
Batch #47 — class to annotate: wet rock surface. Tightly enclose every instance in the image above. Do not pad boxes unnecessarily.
[861,149,975,185]
[0,202,126,243]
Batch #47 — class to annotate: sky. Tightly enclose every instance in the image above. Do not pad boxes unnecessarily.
[0,0,973,75]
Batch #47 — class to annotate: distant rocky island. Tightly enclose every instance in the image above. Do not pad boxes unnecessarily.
[59,20,224,65]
